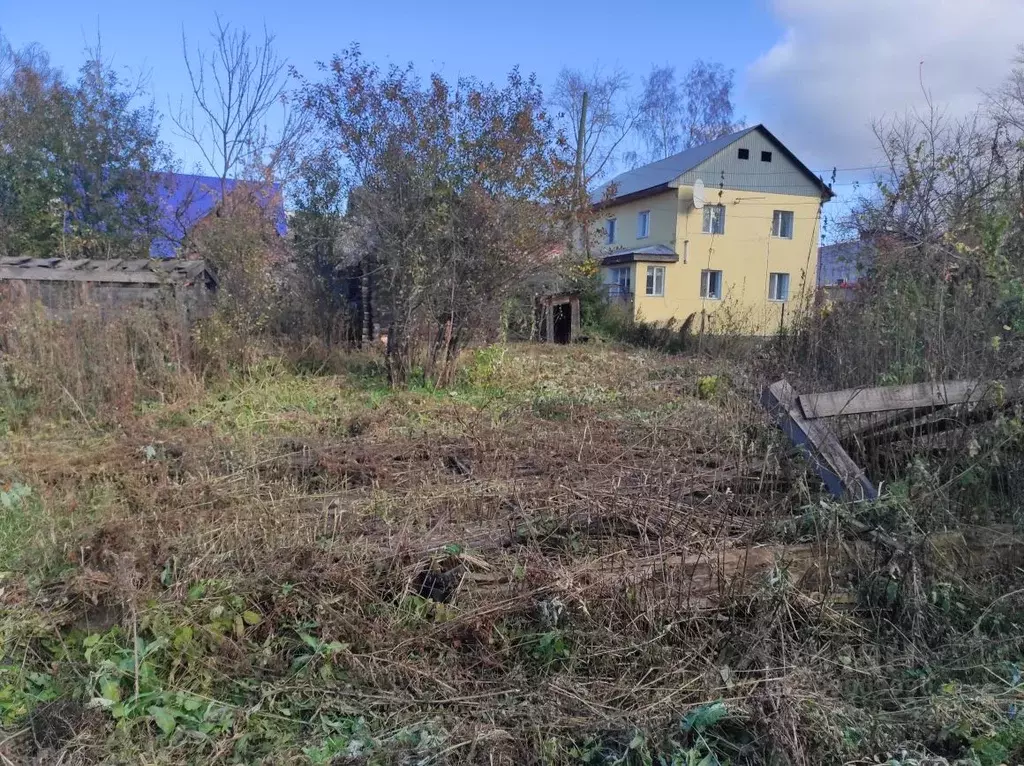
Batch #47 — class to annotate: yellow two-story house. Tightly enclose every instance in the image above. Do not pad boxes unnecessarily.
[592,124,833,333]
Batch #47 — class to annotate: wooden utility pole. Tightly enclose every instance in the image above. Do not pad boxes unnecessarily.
[573,90,589,196]
[361,259,373,345]
[573,91,589,257]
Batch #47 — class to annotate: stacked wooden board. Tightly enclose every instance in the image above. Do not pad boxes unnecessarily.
[762,378,1022,500]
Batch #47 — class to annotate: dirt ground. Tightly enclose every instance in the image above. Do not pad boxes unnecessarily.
[1,343,1022,765]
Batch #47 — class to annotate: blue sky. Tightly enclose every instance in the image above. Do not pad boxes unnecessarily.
[4,0,1023,229]
[0,0,780,168]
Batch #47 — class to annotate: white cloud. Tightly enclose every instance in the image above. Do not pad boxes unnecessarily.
[746,0,1024,171]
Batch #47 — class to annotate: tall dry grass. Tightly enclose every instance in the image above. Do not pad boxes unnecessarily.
[0,295,200,426]
[768,240,1021,390]
[3,341,1023,764]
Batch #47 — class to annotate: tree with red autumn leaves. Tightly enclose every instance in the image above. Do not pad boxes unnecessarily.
[297,48,574,386]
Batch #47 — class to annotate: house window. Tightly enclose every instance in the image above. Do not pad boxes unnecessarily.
[772,210,794,239]
[637,210,651,239]
[737,148,750,160]
[700,269,723,300]
[761,150,773,163]
[608,266,631,297]
[606,217,617,245]
[768,272,790,301]
[646,265,665,297]
[702,204,725,235]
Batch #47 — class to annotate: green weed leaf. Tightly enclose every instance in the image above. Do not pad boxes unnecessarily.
[299,632,321,651]
[680,701,727,734]
[241,610,262,625]
[149,705,177,736]
[187,583,207,600]
[182,696,202,712]
[99,678,121,704]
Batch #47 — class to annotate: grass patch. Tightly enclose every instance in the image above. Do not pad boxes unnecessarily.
[1,342,1022,763]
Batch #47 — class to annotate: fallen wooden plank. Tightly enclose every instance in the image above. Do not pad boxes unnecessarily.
[762,379,878,501]
[857,408,979,450]
[797,379,1022,419]
[840,407,934,443]
[578,525,1024,610]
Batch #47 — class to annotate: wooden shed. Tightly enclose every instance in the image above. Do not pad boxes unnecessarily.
[0,257,217,322]
[536,292,581,344]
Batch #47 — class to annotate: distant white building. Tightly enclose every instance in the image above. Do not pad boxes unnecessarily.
[817,239,875,287]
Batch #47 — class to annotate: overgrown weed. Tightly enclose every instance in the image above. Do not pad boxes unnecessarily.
[0,298,198,426]
[1,342,1022,763]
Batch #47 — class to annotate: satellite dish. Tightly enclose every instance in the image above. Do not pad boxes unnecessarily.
[692,178,706,209]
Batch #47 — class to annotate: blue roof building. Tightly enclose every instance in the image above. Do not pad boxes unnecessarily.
[150,173,287,258]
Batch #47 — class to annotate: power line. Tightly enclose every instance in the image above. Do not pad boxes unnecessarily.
[813,165,888,174]
[717,201,830,208]
[692,163,892,177]
[599,165,890,186]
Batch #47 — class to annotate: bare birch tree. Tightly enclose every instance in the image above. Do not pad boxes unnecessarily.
[633,60,740,162]
[682,60,741,149]
[551,66,638,188]
[173,15,305,187]
[635,65,682,161]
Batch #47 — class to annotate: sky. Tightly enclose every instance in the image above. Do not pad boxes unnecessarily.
[3,0,1024,225]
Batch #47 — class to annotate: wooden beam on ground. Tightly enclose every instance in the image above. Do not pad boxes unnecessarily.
[797,379,1021,419]
[859,404,1002,451]
[841,407,934,442]
[762,379,878,501]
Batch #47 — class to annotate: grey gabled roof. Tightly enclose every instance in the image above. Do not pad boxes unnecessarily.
[592,127,758,205]
[591,124,831,206]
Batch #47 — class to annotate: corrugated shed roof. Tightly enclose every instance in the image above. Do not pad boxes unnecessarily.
[0,257,216,286]
[591,124,831,205]
[600,244,679,265]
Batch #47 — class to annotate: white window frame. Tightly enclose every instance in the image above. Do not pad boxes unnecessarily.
[637,210,651,239]
[772,210,794,239]
[702,205,725,235]
[700,269,723,300]
[645,265,665,297]
[768,272,790,302]
[606,217,617,245]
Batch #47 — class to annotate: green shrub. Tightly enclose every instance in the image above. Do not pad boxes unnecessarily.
[590,305,696,354]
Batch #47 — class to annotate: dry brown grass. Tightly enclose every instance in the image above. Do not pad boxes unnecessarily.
[1,342,1022,764]
[0,296,199,427]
